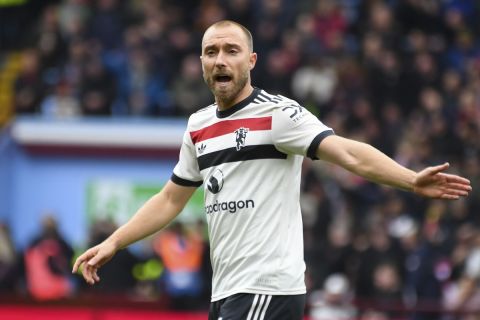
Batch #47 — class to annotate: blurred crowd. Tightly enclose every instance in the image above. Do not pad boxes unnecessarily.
[1,0,480,319]
[0,214,213,310]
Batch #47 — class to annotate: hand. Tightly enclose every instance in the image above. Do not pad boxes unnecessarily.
[413,163,472,199]
[72,241,117,285]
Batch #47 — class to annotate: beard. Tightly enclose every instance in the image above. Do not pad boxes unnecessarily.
[204,68,250,107]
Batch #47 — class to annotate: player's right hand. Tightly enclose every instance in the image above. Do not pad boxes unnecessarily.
[72,241,117,285]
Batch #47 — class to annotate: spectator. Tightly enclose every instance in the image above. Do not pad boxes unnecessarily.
[253,0,292,54]
[114,48,173,116]
[364,2,399,51]
[445,225,480,317]
[291,56,338,115]
[172,54,213,117]
[153,221,205,310]
[88,0,125,51]
[40,78,81,119]
[0,222,22,294]
[312,0,347,52]
[256,48,294,96]
[309,273,357,320]
[378,102,404,157]
[79,218,139,293]
[14,49,45,114]
[223,0,255,30]
[354,217,403,299]
[364,49,402,114]
[33,5,67,74]
[79,56,116,116]
[313,221,354,290]
[24,214,74,300]
[463,155,480,222]
[399,214,449,319]
[63,37,90,89]
[57,0,91,39]
[370,262,403,318]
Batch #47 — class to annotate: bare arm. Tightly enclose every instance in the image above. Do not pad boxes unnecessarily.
[72,180,197,284]
[317,135,471,199]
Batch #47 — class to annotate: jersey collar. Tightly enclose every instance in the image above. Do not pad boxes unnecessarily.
[216,87,260,118]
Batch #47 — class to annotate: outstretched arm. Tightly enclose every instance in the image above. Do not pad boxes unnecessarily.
[72,180,197,284]
[317,135,471,199]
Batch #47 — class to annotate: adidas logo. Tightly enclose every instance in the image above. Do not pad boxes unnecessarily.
[197,143,206,154]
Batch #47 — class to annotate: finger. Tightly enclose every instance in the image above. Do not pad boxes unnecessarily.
[72,259,82,273]
[446,182,472,192]
[82,264,92,284]
[72,255,86,273]
[440,194,460,200]
[84,264,96,285]
[72,251,94,273]
[429,162,450,175]
[93,268,100,282]
[444,188,469,197]
[443,174,471,186]
[87,253,102,268]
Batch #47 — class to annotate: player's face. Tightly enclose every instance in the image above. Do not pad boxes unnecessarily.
[201,25,257,108]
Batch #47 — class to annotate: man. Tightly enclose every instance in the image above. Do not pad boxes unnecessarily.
[73,20,471,319]
[447,226,480,315]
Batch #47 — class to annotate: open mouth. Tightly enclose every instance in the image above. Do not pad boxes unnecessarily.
[214,75,232,83]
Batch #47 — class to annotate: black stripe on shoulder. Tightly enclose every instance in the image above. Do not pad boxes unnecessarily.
[259,92,289,104]
[198,145,287,170]
[256,95,267,102]
[258,92,273,102]
[171,174,203,187]
[307,130,335,160]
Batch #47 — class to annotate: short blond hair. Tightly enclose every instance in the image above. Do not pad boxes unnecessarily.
[202,20,253,52]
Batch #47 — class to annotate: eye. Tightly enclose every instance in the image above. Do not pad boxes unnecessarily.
[229,49,238,54]
[205,50,216,57]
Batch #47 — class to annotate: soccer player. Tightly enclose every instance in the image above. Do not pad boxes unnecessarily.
[73,20,471,320]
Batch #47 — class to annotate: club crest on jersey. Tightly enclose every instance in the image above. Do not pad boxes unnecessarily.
[234,127,249,151]
[197,143,206,154]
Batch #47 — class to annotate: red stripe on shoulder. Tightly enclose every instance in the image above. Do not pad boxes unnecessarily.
[190,117,272,144]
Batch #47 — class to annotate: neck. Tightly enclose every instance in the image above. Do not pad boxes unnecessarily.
[216,85,254,111]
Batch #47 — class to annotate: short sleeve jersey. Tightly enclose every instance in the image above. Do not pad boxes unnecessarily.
[172,88,334,301]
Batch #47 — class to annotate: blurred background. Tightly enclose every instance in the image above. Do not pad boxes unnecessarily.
[0,0,479,319]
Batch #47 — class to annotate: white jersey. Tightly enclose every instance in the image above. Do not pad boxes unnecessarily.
[171,88,334,301]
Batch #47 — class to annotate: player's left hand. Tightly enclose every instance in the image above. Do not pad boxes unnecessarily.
[413,162,472,199]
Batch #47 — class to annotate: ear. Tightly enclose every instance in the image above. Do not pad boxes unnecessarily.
[249,52,257,70]
[200,55,206,72]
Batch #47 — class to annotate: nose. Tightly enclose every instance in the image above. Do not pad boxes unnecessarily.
[214,50,227,67]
